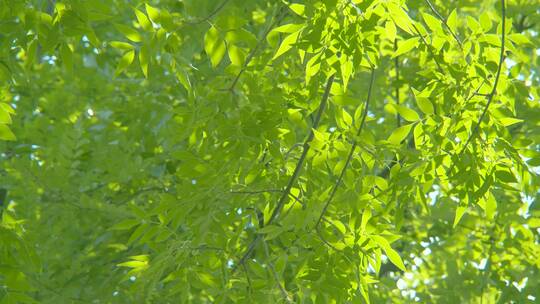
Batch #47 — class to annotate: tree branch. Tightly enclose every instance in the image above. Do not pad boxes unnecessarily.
[315,69,375,245]
[263,240,293,303]
[394,39,401,127]
[229,6,287,91]
[459,0,506,155]
[233,75,335,271]
[181,0,230,26]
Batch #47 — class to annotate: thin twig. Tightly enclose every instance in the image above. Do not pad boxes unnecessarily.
[229,6,287,91]
[263,240,293,303]
[411,23,444,74]
[230,189,282,195]
[423,0,463,48]
[229,189,304,207]
[233,75,335,271]
[181,0,230,26]
[394,39,401,127]
[315,69,375,247]
[459,0,505,155]
[242,263,253,296]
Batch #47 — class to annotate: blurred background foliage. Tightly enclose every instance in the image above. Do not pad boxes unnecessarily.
[0,0,539,303]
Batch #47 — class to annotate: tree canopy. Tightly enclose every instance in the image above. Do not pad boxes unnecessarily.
[1,0,539,303]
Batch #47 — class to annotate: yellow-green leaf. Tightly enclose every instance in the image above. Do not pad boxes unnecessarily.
[392,37,420,58]
[396,105,420,122]
[371,235,406,272]
[422,13,443,33]
[413,88,434,115]
[0,124,16,141]
[288,4,305,17]
[499,117,523,127]
[386,3,415,35]
[228,45,246,66]
[115,50,135,75]
[447,9,458,33]
[385,21,396,41]
[204,26,226,67]
[117,260,147,268]
[388,124,413,145]
[134,8,153,31]
[110,41,134,50]
[273,30,300,60]
[115,24,143,42]
[139,44,149,78]
[453,205,467,228]
[145,3,160,23]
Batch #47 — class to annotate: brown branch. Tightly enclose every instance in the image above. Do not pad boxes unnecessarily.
[459,0,506,155]
[233,74,335,271]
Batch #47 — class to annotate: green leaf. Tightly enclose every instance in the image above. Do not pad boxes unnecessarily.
[396,105,420,122]
[271,23,304,34]
[412,89,434,115]
[388,124,413,145]
[495,170,516,183]
[288,4,305,17]
[0,107,12,124]
[139,44,150,78]
[341,108,352,127]
[258,225,284,241]
[498,117,523,127]
[134,8,153,32]
[115,24,143,42]
[453,205,467,228]
[273,30,301,60]
[305,52,322,84]
[117,260,148,268]
[508,34,532,45]
[485,192,497,220]
[0,124,16,141]
[145,3,160,23]
[115,50,135,75]
[111,219,139,230]
[109,41,134,50]
[227,45,246,66]
[340,60,353,90]
[385,21,396,41]
[392,37,420,58]
[386,3,415,35]
[60,43,73,71]
[422,13,443,33]
[0,103,15,115]
[204,26,226,67]
[447,9,458,33]
[480,12,492,31]
[176,70,191,93]
[371,235,406,271]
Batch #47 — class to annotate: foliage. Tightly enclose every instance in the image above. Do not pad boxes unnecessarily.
[0,0,539,303]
